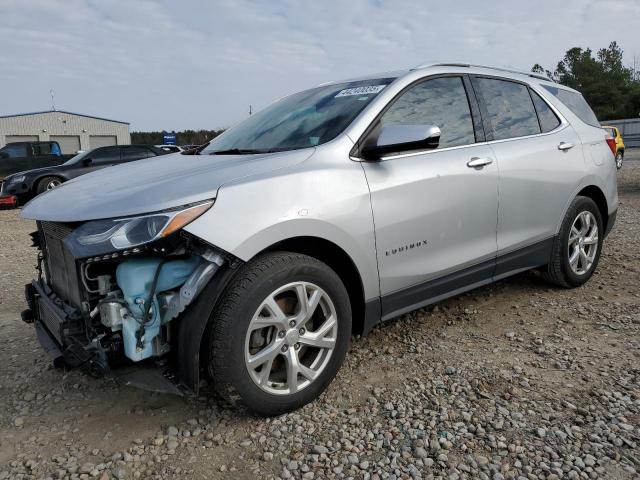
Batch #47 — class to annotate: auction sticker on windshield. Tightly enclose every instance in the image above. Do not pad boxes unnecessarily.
[335,85,387,97]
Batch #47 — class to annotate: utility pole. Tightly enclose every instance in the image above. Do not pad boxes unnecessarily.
[249,105,252,116]
[50,89,56,111]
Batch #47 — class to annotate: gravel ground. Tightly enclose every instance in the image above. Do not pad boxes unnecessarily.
[1,153,639,480]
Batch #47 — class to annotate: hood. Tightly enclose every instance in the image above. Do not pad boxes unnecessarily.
[5,166,59,180]
[22,149,314,222]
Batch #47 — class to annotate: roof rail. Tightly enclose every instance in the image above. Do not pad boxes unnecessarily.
[412,62,555,82]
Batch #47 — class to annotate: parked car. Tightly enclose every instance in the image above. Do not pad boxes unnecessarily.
[155,144,184,153]
[180,144,200,151]
[0,141,73,180]
[181,143,209,155]
[21,63,617,416]
[602,125,625,169]
[1,144,171,202]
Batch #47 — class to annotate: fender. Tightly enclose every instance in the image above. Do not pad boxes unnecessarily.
[32,173,68,188]
[175,262,242,392]
[237,219,379,298]
[183,152,381,302]
[553,174,615,236]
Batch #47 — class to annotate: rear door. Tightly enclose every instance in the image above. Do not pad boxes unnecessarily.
[361,75,499,318]
[470,76,584,276]
[119,146,158,164]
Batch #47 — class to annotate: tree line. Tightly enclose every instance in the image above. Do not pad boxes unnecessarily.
[533,41,640,121]
[131,129,224,146]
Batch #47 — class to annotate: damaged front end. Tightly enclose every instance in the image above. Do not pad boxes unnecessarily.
[22,200,234,393]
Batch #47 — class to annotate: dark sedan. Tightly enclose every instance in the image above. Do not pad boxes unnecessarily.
[0,144,171,202]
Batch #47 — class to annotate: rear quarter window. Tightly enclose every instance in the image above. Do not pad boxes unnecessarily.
[530,90,561,132]
[542,85,599,127]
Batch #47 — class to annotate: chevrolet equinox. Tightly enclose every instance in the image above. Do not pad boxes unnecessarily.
[21,63,618,415]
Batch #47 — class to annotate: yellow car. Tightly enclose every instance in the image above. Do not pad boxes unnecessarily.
[602,125,625,169]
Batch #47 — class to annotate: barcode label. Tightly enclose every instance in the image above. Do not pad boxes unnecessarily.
[335,85,387,97]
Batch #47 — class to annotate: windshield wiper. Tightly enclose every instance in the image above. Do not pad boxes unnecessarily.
[208,148,270,155]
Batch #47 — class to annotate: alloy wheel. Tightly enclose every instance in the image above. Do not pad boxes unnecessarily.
[244,281,338,395]
[568,211,598,275]
[46,179,61,190]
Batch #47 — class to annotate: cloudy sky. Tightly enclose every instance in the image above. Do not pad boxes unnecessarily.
[1,0,639,131]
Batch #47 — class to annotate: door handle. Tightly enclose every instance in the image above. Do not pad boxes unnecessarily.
[467,157,493,168]
[557,142,574,151]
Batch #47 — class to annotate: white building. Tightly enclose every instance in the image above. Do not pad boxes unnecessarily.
[0,110,130,154]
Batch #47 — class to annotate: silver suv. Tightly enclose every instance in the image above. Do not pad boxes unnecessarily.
[21,63,618,415]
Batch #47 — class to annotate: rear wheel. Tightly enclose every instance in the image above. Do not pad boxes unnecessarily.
[36,176,62,194]
[544,196,603,288]
[615,151,624,169]
[208,252,351,415]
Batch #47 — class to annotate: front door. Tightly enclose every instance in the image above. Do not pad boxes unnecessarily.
[65,146,122,180]
[360,75,499,318]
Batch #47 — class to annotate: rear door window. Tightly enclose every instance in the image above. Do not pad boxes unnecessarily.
[530,90,561,132]
[32,143,53,156]
[380,76,476,148]
[542,85,600,127]
[472,77,541,140]
[87,147,121,165]
[120,147,156,161]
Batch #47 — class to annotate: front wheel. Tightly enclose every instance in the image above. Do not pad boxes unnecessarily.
[544,196,603,288]
[207,252,351,415]
[615,151,624,170]
[36,176,62,194]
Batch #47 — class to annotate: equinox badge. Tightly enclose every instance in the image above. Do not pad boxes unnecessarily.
[385,240,428,256]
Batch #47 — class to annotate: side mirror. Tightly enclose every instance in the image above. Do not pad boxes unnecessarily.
[361,124,441,160]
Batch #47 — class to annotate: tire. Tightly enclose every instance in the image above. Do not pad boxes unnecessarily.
[543,196,603,288]
[208,252,351,416]
[615,151,624,170]
[36,176,62,194]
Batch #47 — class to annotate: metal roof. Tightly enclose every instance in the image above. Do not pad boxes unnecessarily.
[412,63,555,83]
[0,110,129,125]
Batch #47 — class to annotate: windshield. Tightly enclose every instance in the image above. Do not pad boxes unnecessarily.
[202,78,395,154]
[62,150,91,166]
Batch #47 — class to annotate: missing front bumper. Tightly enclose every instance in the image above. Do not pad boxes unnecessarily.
[24,280,188,395]
[25,280,109,375]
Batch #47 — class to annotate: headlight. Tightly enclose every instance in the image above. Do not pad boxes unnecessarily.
[10,175,26,184]
[64,200,213,257]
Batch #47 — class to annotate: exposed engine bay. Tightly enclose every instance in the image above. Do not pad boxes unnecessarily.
[23,218,229,386]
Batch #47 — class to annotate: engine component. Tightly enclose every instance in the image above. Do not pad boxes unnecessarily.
[81,262,113,295]
[163,252,224,322]
[98,300,127,330]
[116,256,203,362]
[97,275,112,295]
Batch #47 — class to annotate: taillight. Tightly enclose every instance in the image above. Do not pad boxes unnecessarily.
[605,135,616,156]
